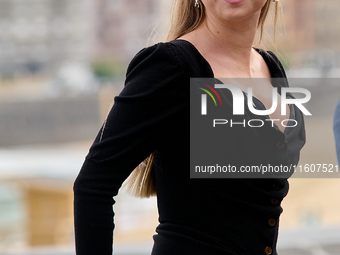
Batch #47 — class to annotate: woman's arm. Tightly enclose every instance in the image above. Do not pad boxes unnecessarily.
[334,100,340,164]
[73,42,186,255]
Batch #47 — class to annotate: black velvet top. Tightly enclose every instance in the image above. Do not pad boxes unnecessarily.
[73,40,306,255]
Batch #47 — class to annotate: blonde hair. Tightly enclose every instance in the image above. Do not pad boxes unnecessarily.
[167,0,279,42]
[125,0,280,198]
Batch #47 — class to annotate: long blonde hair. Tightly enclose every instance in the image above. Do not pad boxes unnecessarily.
[125,0,280,198]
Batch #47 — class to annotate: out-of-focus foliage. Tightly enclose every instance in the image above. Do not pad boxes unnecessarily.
[91,59,125,81]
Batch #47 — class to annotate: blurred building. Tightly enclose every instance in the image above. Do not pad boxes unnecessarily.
[0,0,170,78]
[0,0,95,78]
[314,0,340,51]
[91,0,163,62]
[265,0,340,69]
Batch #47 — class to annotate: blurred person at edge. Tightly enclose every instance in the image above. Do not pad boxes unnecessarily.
[334,100,340,164]
[73,0,306,255]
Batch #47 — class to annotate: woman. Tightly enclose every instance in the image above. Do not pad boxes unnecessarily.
[73,0,306,254]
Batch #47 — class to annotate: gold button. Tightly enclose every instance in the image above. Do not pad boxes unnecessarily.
[265,246,273,255]
[268,218,276,227]
[276,141,285,150]
[271,198,279,205]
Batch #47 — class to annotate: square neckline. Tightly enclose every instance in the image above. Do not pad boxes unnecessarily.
[172,39,292,135]
[173,39,283,80]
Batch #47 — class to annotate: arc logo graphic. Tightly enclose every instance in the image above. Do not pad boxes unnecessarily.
[197,82,222,115]
[199,84,312,116]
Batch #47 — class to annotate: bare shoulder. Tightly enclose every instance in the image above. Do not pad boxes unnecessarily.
[177,32,203,52]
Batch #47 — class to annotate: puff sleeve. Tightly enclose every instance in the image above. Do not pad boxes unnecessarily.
[73,42,187,255]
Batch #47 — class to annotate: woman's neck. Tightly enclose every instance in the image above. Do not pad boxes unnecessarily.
[194,15,260,67]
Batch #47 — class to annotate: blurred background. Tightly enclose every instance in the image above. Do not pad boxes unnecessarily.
[0,0,340,254]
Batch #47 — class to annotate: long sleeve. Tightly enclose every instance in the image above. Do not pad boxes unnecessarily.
[73,42,187,255]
